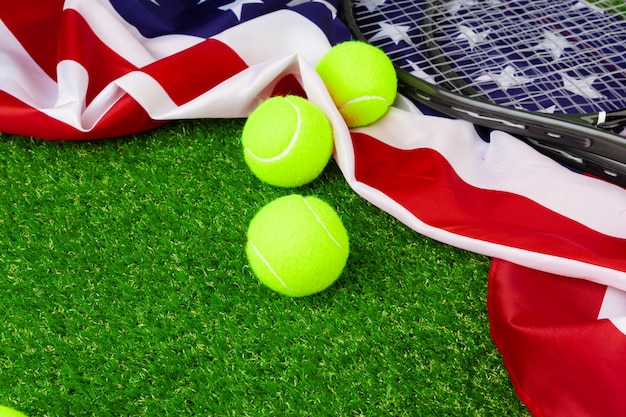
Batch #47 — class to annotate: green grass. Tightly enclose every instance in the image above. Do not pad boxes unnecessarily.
[0,119,529,416]
[588,0,626,14]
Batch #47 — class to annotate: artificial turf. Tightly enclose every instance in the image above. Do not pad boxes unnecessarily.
[0,119,529,416]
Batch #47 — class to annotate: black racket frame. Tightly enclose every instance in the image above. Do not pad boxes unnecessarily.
[341,0,626,186]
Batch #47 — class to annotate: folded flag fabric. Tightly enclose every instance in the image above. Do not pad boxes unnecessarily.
[0,0,350,139]
[2,1,626,416]
[489,259,626,417]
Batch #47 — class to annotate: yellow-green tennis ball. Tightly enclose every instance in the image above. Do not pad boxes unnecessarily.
[245,194,349,297]
[241,95,333,188]
[316,41,397,127]
[0,406,28,417]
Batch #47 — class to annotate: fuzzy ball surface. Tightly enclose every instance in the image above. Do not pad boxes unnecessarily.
[242,95,333,188]
[0,406,28,417]
[316,41,397,127]
[245,194,350,297]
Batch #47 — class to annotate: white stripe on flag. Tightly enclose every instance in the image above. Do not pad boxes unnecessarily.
[66,0,204,65]
[0,19,57,107]
[213,9,332,66]
[352,108,626,239]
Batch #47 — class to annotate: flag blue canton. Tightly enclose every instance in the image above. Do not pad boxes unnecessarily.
[110,0,350,44]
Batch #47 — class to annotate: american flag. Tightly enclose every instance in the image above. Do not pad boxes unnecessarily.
[2,1,626,416]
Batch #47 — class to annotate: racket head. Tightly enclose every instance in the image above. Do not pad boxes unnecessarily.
[346,0,626,115]
[341,0,626,165]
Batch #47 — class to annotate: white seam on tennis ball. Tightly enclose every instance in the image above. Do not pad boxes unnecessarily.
[339,95,387,110]
[248,240,295,295]
[244,97,301,162]
[302,197,343,249]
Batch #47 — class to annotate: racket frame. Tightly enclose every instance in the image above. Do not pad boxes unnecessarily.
[341,0,626,164]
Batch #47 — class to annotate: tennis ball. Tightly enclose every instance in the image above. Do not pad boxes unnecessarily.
[0,406,28,417]
[316,40,397,127]
[245,194,349,297]
[241,95,334,188]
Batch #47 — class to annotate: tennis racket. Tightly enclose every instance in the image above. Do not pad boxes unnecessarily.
[341,0,626,184]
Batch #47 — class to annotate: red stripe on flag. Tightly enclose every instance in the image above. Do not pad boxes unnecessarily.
[0,1,65,80]
[142,39,248,106]
[0,90,163,140]
[89,94,165,139]
[59,9,137,105]
[270,74,307,98]
[489,259,626,417]
[61,10,250,108]
[351,132,626,272]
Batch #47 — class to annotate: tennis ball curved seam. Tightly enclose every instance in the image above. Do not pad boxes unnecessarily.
[241,95,333,187]
[243,97,302,163]
[247,240,295,295]
[302,197,344,249]
[339,95,389,111]
[315,41,397,127]
[245,194,349,297]
[247,195,344,290]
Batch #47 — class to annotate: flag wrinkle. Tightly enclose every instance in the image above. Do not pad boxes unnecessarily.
[489,258,626,417]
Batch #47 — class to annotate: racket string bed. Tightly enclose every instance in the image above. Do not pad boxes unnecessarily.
[352,0,626,116]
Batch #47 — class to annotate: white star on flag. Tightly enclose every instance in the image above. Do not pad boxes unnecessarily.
[406,60,437,85]
[355,0,386,13]
[533,31,575,59]
[570,1,605,14]
[218,0,264,20]
[287,0,337,18]
[475,65,532,90]
[538,104,557,114]
[561,74,605,99]
[446,0,478,15]
[598,287,626,335]
[370,22,412,45]
[456,25,491,51]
